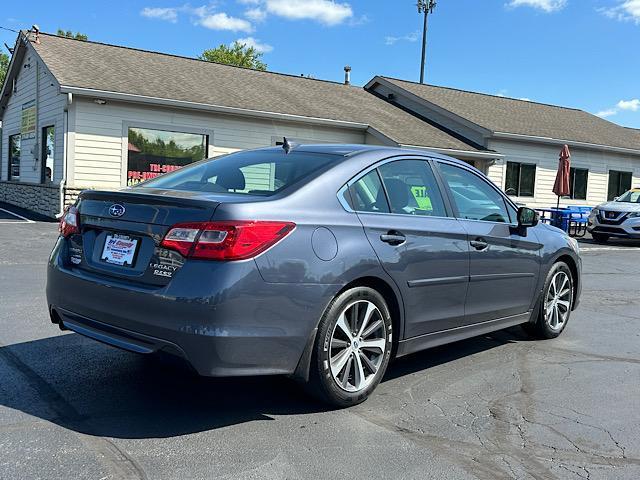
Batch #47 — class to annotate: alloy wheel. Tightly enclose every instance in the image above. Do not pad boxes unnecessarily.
[545,271,572,331]
[329,300,387,393]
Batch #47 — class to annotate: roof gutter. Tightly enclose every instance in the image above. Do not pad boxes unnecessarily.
[58,85,370,131]
[399,144,504,160]
[493,132,640,157]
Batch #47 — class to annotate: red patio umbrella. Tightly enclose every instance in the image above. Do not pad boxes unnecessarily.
[553,144,571,209]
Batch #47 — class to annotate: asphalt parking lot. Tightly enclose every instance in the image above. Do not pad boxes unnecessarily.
[1,214,639,480]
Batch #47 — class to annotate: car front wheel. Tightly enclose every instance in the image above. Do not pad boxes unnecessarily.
[306,286,393,407]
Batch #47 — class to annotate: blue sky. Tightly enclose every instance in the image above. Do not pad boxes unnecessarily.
[2,0,640,128]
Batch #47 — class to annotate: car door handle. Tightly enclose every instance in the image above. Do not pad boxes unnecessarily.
[380,231,406,246]
[470,238,489,251]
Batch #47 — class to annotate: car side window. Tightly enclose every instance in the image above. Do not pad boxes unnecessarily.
[377,160,446,217]
[439,163,511,223]
[347,170,390,213]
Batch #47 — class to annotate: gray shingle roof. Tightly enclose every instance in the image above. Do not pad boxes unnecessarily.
[381,77,640,152]
[30,33,483,153]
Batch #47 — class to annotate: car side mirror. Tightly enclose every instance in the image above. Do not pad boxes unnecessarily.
[517,207,538,228]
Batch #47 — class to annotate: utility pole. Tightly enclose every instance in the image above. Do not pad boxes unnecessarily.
[417,0,437,84]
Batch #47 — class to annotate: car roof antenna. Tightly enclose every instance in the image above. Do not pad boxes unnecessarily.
[282,137,298,154]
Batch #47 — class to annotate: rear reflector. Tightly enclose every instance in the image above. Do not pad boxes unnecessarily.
[160,221,295,261]
[59,206,80,237]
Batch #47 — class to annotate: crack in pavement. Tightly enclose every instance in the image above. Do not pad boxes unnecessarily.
[531,346,640,365]
[350,408,514,480]
[353,344,640,480]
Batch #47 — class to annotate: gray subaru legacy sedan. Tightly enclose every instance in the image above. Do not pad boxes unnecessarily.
[47,144,581,406]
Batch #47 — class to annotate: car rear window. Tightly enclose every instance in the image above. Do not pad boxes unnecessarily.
[138,150,340,195]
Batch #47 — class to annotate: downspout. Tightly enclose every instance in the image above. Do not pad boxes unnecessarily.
[33,59,40,175]
[58,92,72,218]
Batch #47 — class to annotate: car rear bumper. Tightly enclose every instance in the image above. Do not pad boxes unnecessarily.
[47,243,338,377]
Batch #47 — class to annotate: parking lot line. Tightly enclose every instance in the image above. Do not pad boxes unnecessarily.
[0,207,35,224]
[579,246,640,252]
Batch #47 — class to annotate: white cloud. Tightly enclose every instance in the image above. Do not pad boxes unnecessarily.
[265,0,353,26]
[594,99,640,118]
[198,12,254,31]
[385,31,420,46]
[506,0,567,12]
[601,0,640,24]
[235,36,273,53]
[596,109,618,118]
[143,1,355,30]
[617,99,640,111]
[141,7,179,22]
[245,7,267,21]
[141,5,255,32]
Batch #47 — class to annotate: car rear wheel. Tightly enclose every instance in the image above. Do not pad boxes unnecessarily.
[306,287,393,407]
[523,262,574,339]
[592,232,609,244]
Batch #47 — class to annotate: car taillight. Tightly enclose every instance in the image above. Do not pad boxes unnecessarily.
[160,221,295,261]
[59,206,80,237]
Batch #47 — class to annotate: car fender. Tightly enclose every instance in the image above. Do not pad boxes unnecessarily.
[291,267,406,383]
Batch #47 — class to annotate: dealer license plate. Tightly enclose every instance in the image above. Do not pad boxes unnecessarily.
[101,234,138,266]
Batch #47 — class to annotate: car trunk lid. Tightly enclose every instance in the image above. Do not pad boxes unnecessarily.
[66,189,220,286]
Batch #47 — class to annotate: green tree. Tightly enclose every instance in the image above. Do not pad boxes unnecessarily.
[0,53,9,89]
[199,41,267,71]
[56,29,88,41]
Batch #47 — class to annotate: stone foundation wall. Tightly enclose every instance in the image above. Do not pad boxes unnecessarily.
[0,183,115,219]
[0,182,61,219]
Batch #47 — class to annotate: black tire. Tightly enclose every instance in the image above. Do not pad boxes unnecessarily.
[523,261,574,339]
[306,286,393,407]
[592,232,609,244]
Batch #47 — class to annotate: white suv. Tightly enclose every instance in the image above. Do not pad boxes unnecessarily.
[588,189,640,243]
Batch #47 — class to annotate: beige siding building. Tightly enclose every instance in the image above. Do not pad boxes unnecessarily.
[366,76,640,209]
[1,30,639,218]
[485,138,640,208]
[0,31,489,217]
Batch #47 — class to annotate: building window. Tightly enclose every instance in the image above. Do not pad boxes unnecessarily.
[41,126,55,184]
[505,161,536,197]
[607,170,632,201]
[127,127,208,186]
[568,167,588,200]
[8,135,21,181]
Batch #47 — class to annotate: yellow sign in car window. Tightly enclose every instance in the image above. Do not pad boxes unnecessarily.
[410,185,433,211]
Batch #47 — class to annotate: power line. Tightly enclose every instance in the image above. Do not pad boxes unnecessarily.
[0,26,20,34]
